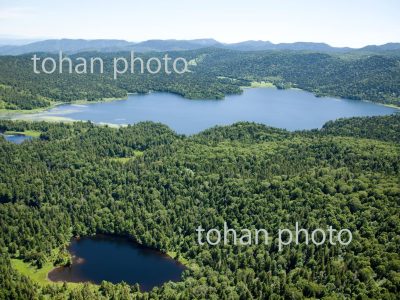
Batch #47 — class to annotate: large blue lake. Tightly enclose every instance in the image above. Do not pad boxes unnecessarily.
[8,88,397,134]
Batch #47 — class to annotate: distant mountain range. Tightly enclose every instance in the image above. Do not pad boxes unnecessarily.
[0,38,399,55]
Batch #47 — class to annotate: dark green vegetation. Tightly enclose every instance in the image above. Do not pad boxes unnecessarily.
[198,50,400,105]
[321,114,400,143]
[0,48,399,110]
[0,114,399,299]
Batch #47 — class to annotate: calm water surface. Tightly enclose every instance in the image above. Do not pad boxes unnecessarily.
[48,235,186,291]
[1,134,32,144]
[6,88,398,134]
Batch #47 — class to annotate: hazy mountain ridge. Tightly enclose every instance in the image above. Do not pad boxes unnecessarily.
[0,38,399,55]
[0,39,133,55]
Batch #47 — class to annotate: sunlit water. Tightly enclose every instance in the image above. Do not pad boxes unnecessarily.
[1,134,32,144]
[48,235,186,291]
[4,88,397,134]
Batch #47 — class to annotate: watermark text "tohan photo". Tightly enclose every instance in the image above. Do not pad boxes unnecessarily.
[31,51,190,79]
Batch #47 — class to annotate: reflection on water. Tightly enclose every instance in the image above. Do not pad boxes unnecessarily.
[48,235,186,291]
[1,134,32,144]
[3,88,398,134]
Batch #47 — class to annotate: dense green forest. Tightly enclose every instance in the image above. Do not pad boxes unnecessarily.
[0,48,399,110]
[0,114,399,299]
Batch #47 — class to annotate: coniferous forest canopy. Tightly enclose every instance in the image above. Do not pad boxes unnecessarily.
[0,115,399,299]
[1,2,400,300]
[0,48,399,110]
[0,39,400,300]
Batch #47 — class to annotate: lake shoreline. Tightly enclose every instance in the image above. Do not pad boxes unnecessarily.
[0,95,130,115]
[47,233,188,291]
[0,83,398,118]
[0,88,397,135]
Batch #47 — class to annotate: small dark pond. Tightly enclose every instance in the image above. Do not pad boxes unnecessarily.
[1,134,32,144]
[48,235,186,291]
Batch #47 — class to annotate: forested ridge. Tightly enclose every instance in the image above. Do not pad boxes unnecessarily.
[0,114,399,299]
[0,48,399,110]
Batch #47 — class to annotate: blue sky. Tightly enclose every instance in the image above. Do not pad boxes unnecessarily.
[0,0,399,47]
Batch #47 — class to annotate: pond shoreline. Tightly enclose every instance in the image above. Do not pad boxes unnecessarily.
[46,234,187,291]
